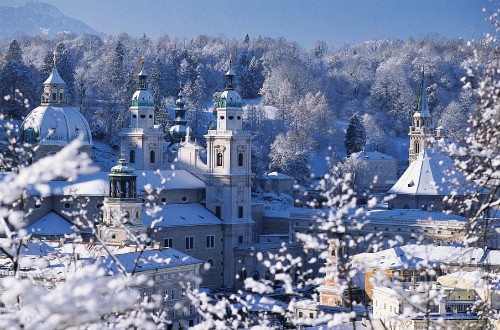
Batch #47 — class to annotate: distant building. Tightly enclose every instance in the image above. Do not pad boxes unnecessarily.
[349,151,397,194]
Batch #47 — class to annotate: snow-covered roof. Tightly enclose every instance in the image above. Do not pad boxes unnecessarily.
[352,245,500,270]
[20,105,92,146]
[266,172,293,180]
[31,169,205,196]
[142,203,223,227]
[0,239,56,257]
[346,208,467,223]
[388,148,475,196]
[43,66,65,85]
[27,211,73,236]
[351,151,396,161]
[101,248,201,274]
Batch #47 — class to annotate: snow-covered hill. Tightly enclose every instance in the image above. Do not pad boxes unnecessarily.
[0,2,103,39]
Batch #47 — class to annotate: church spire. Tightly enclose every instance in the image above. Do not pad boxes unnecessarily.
[415,67,431,117]
[225,54,235,91]
[137,55,148,90]
[41,49,66,105]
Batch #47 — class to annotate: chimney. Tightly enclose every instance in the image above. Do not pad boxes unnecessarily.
[129,245,137,253]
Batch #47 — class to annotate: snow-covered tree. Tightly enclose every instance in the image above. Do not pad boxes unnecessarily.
[344,112,366,155]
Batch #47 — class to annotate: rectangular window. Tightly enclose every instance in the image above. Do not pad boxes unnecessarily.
[238,236,243,244]
[206,235,215,248]
[238,206,244,219]
[165,238,173,248]
[185,237,194,250]
[171,289,176,300]
[163,290,168,301]
[215,206,221,218]
[182,287,186,297]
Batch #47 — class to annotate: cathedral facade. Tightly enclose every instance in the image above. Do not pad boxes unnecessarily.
[20,57,256,289]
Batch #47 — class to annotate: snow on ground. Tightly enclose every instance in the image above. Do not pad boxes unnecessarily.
[91,140,119,171]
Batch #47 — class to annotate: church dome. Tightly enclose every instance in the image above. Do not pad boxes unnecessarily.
[20,105,93,146]
[217,90,242,108]
[131,89,154,107]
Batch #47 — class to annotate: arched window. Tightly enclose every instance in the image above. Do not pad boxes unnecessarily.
[238,152,243,166]
[216,152,223,166]
[415,141,420,154]
[129,150,135,163]
[150,150,155,163]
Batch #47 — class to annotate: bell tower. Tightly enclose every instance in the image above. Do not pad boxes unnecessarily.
[100,152,145,244]
[204,57,254,288]
[41,50,66,105]
[409,68,434,164]
[120,57,164,170]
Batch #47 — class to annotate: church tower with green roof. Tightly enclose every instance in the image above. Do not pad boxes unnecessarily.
[204,57,254,288]
[119,58,164,170]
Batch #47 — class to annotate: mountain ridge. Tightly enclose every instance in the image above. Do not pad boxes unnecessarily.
[0,1,104,40]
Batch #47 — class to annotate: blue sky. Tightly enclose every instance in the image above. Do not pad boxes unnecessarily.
[4,0,496,49]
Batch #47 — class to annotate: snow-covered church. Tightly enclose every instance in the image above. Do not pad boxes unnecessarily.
[19,56,255,289]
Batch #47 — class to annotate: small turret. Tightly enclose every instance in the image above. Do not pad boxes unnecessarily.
[169,84,189,143]
[41,50,66,105]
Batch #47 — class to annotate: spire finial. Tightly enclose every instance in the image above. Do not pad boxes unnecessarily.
[140,55,145,67]
[120,147,125,160]
[53,49,57,65]
[229,54,232,68]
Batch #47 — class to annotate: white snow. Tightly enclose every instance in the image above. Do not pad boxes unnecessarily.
[26,211,73,236]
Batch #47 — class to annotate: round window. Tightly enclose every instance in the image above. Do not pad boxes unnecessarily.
[64,202,71,209]
[220,116,225,120]
[237,116,241,120]
[34,203,41,209]
[181,196,188,202]
[161,197,167,203]
[228,116,234,120]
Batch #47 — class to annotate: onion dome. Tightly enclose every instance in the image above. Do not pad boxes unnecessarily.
[169,87,188,143]
[131,59,154,107]
[216,56,242,108]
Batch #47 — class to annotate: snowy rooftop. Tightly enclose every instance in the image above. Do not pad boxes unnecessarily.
[21,105,93,146]
[351,151,396,161]
[28,169,205,196]
[0,240,56,258]
[142,203,223,227]
[388,148,476,196]
[346,208,467,223]
[101,248,201,274]
[43,66,65,85]
[27,211,73,236]
[352,245,500,270]
[266,172,294,180]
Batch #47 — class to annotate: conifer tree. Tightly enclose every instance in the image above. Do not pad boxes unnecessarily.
[344,112,366,155]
